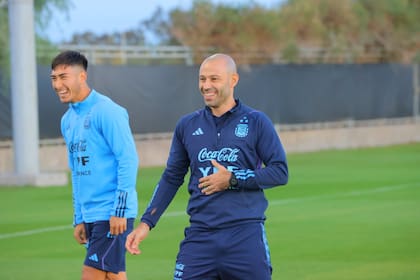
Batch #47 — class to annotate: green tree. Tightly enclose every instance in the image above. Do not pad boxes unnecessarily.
[141,6,179,45]
[169,0,283,64]
[353,0,420,62]
[0,0,72,96]
[0,2,10,95]
[66,30,145,46]
[163,0,420,64]
[279,0,364,63]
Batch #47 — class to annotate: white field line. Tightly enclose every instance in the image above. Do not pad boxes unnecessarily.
[0,225,71,240]
[270,182,419,206]
[0,182,417,240]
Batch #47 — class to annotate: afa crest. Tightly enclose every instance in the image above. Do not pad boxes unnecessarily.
[84,116,91,129]
[235,117,249,137]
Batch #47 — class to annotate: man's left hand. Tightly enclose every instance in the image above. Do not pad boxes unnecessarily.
[109,216,127,235]
[198,160,231,195]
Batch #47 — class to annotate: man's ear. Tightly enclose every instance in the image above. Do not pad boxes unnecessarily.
[79,70,88,82]
[231,73,239,87]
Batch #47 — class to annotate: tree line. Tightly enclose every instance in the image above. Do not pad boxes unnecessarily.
[62,0,420,64]
[1,0,419,71]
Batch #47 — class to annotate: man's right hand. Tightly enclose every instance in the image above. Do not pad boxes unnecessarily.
[125,222,151,255]
[73,223,87,244]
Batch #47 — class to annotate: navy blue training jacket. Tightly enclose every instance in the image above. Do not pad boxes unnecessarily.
[141,99,288,229]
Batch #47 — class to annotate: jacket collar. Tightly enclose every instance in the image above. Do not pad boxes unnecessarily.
[205,98,241,116]
[69,89,97,114]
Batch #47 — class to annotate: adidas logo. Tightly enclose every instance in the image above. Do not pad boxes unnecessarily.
[192,128,204,136]
[89,253,99,262]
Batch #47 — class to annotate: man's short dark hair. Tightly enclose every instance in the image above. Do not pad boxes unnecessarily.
[51,50,88,71]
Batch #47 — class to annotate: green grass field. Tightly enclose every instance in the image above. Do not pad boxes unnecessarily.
[1,143,420,279]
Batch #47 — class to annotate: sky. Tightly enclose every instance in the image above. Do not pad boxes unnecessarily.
[42,0,284,44]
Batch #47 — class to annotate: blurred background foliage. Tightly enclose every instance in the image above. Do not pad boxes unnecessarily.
[0,0,419,71]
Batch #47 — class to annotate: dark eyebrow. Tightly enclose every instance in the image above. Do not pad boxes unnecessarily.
[50,73,68,78]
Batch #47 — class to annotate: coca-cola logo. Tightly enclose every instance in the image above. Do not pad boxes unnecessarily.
[69,140,87,153]
[198,148,239,163]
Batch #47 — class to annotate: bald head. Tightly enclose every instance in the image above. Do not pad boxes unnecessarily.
[200,53,237,75]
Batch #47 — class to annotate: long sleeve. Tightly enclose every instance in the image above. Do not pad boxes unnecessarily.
[236,111,288,190]
[98,105,139,217]
[141,122,190,228]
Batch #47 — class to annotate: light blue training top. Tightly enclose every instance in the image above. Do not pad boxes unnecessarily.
[61,90,138,226]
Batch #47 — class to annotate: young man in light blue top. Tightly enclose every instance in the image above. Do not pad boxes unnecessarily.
[51,50,138,280]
